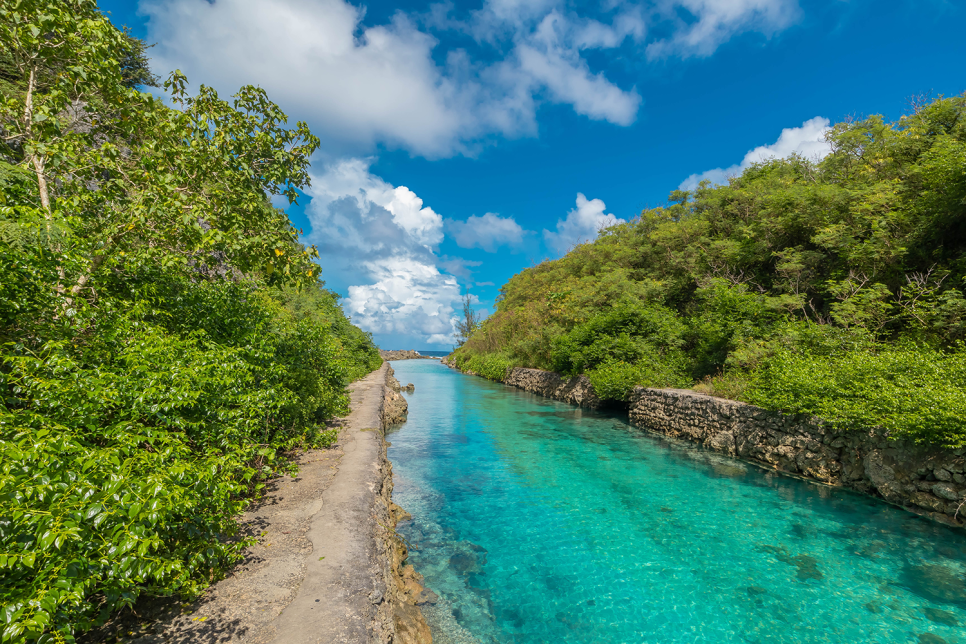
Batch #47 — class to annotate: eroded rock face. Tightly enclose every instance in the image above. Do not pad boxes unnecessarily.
[374,368,432,644]
[628,386,966,527]
[504,368,602,409]
[382,365,409,427]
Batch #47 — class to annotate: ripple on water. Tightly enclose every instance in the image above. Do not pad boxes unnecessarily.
[388,360,966,644]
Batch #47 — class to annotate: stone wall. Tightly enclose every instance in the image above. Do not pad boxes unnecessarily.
[492,366,966,528]
[503,367,602,409]
[627,387,966,526]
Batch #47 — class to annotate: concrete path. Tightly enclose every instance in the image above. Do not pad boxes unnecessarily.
[264,361,392,643]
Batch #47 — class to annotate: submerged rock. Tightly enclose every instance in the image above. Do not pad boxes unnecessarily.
[449,553,479,574]
[919,634,948,644]
[922,606,959,626]
[758,545,823,582]
[415,589,439,606]
[901,564,966,606]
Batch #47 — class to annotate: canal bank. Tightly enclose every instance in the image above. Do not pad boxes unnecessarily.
[444,359,966,530]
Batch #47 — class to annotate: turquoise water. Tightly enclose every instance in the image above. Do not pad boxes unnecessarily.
[387,360,966,644]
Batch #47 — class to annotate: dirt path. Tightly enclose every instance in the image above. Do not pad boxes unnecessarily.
[90,363,396,644]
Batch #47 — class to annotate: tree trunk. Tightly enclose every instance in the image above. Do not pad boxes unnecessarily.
[23,63,52,220]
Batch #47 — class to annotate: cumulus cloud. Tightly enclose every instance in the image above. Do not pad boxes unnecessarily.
[543,193,625,256]
[141,0,802,156]
[142,0,644,156]
[343,257,461,338]
[679,116,831,190]
[303,158,463,343]
[447,212,527,252]
[647,0,802,59]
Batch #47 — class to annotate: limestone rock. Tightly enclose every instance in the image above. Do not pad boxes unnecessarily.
[504,368,602,409]
[382,366,409,427]
[380,349,437,361]
[933,483,961,501]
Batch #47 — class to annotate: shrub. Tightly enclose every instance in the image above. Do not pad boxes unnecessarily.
[452,351,515,381]
[587,357,691,402]
[0,274,376,641]
[746,345,966,447]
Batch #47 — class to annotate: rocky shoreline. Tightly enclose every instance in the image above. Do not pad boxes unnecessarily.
[378,366,433,643]
[445,360,966,529]
[380,350,438,361]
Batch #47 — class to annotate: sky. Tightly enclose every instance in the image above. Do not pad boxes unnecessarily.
[100,0,966,350]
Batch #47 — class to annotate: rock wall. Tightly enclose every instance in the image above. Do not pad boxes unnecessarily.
[476,365,966,528]
[503,367,602,409]
[627,387,966,527]
[382,366,410,427]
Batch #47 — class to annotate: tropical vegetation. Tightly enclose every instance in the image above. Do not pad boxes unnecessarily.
[0,1,380,641]
[453,93,966,449]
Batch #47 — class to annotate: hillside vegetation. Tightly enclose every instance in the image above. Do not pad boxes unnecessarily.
[0,1,380,641]
[453,94,966,449]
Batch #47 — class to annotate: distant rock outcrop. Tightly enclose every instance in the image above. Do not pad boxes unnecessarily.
[504,367,601,409]
[380,350,437,361]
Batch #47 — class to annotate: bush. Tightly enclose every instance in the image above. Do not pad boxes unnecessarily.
[746,345,966,447]
[452,351,515,381]
[587,357,692,402]
[549,302,686,375]
[0,274,376,641]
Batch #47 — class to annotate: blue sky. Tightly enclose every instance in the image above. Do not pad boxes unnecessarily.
[102,0,965,350]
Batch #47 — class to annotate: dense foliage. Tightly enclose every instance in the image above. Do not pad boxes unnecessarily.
[454,93,966,446]
[0,2,380,641]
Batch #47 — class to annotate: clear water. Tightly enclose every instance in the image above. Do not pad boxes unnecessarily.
[387,360,966,644]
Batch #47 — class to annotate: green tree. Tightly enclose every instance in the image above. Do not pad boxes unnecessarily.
[455,294,482,347]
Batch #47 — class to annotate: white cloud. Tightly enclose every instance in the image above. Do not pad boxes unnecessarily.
[304,158,464,343]
[141,0,801,157]
[447,212,527,252]
[679,116,831,190]
[647,0,802,59]
[142,0,644,156]
[344,257,461,338]
[509,11,642,126]
[543,193,625,256]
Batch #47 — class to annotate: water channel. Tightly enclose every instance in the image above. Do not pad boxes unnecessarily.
[387,359,966,644]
